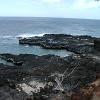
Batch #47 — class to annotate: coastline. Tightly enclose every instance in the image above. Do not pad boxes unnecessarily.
[0,34,100,100]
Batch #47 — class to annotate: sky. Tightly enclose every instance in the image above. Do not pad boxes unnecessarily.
[0,0,100,19]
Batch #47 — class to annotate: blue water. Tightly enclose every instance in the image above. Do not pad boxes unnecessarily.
[0,17,100,56]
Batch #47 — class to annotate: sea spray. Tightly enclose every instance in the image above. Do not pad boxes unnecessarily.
[16,33,49,39]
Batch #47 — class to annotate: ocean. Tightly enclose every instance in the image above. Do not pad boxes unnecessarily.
[0,17,100,57]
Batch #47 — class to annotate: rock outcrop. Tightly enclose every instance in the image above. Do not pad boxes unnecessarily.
[19,34,94,54]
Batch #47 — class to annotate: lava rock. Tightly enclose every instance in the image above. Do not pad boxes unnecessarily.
[19,34,94,54]
[94,39,100,51]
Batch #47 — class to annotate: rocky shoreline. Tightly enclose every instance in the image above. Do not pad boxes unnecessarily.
[0,34,100,100]
[19,34,95,54]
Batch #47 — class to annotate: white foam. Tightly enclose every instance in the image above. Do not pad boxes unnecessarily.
[17,33,49,39]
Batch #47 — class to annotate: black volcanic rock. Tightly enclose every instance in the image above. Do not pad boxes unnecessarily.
[19,34,94,54]
[94,38,100,51]
[0,54,100,86]
[0,53,100,100]
[0,86,28,100]
[0,34,100,100]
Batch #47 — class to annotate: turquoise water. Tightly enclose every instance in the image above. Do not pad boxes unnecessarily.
[0,58,14,66]
[0,17,100,56]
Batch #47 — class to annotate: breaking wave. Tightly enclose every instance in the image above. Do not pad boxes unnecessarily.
[16,33,50,39]
[0,33,50,39]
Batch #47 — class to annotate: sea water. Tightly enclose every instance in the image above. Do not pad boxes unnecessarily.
[0,17,100,57]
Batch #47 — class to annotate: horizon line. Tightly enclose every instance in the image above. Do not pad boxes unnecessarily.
[0,16,100,20]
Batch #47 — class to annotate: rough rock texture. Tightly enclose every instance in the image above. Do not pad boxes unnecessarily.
[0,53,100,99]
[0,86,28,100]
[0,34,100,100]
[0,53,99,79]
[94,39,100,51]
[19,34,95,54]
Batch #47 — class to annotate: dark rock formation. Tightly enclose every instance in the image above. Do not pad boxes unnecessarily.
[94,38,100,51]
[0,86,28,100]
[0,54,100,86]
[0,53,100,99]
[0,34,100,100]
[19,34,94,54]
